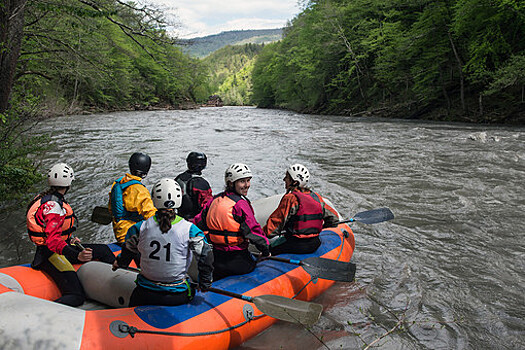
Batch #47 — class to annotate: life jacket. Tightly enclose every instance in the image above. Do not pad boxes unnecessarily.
[285,191,324,239]
[138,215,194,285]
[110,176,146,223]
[205,193,245,247]
[175,173,202,219]
[26,193,77,246]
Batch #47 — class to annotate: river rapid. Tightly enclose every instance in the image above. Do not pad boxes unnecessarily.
[0,106,524,349]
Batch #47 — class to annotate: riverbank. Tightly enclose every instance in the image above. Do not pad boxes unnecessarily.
[272,96,525,125]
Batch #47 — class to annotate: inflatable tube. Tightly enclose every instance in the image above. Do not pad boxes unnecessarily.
[0,194,355,349]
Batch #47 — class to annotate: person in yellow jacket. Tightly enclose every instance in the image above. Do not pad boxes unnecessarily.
[109,152,157,244]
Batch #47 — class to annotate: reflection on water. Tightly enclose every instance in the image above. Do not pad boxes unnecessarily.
[1,107,524,349]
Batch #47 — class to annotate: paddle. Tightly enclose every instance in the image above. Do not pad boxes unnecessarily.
[262,255,356,282]
[338,207,394,225]
[207,287,323,326]
[91,206,112,225]
[111,264,322,325]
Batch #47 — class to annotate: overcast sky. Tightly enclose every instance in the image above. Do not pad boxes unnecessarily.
[150,0,301,39]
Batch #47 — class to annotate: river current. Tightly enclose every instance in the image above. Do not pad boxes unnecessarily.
[0,106,524,349]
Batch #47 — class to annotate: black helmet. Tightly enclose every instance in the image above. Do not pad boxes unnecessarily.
[129,152,151,177]
[186,152,207,173]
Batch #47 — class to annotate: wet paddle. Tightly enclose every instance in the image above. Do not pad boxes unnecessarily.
[91,206,112,225]
[207,287,323,326]
[262,255,356,282]
[339,207,394,225]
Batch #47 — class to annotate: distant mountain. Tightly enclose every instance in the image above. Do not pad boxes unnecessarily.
[180,29,283,58]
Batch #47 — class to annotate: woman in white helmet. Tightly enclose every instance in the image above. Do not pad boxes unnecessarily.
[113,178,214,306]
[194,163,270,280]
[26,163,115,307]
[263,164,339,255]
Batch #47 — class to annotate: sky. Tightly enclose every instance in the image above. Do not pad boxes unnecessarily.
[149,0,302,39]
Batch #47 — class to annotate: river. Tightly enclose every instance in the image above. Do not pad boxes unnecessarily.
[1,106,524,349]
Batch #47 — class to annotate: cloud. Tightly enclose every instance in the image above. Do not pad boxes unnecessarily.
[147,0,300,38]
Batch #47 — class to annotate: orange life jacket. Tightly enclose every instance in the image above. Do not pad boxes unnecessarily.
[26,193,77,246]
[205,193,245,247]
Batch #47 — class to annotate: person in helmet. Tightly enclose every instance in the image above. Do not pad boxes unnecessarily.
[263,164,339,255]
[113,179,214,306]
[194,163,270,280]
[26,163,115,307]
[174,152,213,220]
[109,152,157,244]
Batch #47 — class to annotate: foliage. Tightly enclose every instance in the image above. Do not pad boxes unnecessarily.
[0,0,210,202]
[0,96,48,202]
[202,43,264,105]
[252,0,525,122]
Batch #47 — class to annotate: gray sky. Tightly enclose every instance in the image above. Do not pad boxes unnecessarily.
[150,0,301,38]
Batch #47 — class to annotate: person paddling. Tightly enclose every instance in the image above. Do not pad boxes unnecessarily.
[109,152,156,244]
[263,164,339,255]
[26,163,115,307]
[194,163,270,280]
[113,178,213,306]
[175,152,213,220]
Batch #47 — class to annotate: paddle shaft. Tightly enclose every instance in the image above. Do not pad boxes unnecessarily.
[207,287,253,302]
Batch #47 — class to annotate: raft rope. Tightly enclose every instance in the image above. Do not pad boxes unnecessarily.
[118,313,266,338]
[116,229,350,339]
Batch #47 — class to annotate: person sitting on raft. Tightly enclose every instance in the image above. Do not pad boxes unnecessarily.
[175,151,213,220]
[194,163,270,281]
[263,164,339,256]
[26,163,115,307]
[109,152,157,244]
[113,178,213,307]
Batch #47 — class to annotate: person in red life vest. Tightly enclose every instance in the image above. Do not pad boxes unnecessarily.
[26,163,115,307]
[194,163,270,280]
[113,179,213,306]
[175,152,213,220]
[263,164,339,256]
[109,152,157,244]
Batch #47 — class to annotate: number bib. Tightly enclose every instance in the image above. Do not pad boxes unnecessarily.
[137,216,193,283]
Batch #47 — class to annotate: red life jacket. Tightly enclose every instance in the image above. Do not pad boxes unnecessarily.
[26,193,77,246]
[285,190,324,239]
[205,192,246,247]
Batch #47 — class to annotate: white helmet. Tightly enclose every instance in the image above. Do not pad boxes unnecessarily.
[287,164,310,187]
[48,163,75,187]
[151,178,182,209]
[225,163,252,184]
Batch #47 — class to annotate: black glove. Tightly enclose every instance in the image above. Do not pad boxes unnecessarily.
[199,281,211,292]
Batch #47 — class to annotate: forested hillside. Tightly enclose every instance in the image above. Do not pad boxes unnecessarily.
[252,0,525,123]
[202,44,264,105]
[182,29,282,57]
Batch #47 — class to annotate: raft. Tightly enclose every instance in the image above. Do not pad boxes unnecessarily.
[0,194,355,349]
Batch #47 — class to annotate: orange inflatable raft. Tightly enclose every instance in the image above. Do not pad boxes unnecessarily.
[0,195,355,349]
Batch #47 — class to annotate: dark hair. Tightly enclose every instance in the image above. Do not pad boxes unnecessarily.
[285,172,309,194]
[155,209,176,233]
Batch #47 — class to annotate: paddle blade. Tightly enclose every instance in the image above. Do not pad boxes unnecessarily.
[252,294,323,326]
[302,257,356,282]
[352,207,394,224]
[91,206,112,225]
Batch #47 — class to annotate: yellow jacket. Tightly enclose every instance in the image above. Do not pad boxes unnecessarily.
[109,173,156,243]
